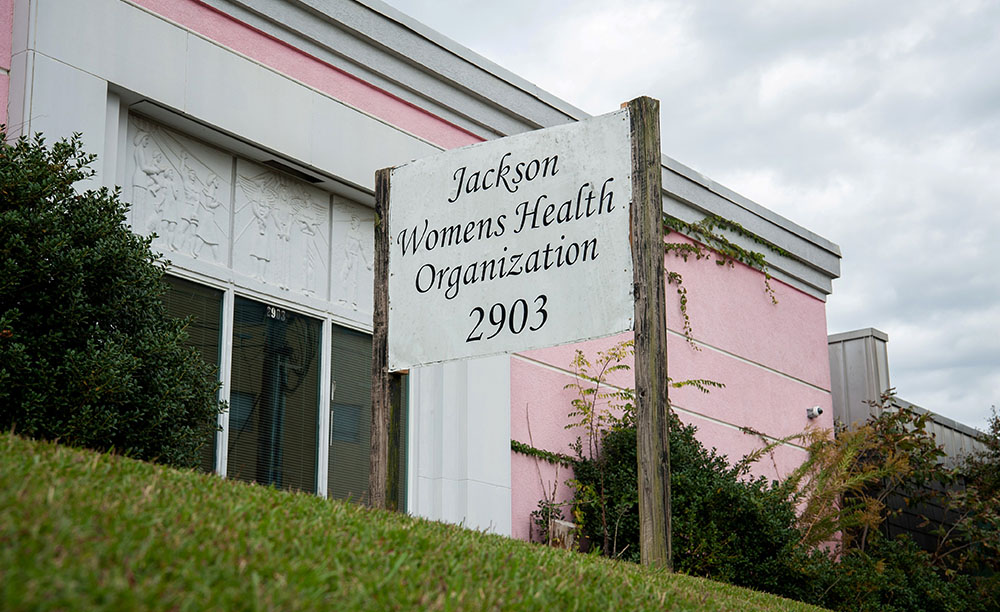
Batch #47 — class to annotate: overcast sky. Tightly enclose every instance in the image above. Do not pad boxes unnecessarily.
[387,0,999,431]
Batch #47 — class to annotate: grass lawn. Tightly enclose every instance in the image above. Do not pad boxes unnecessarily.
[0,433,825,611]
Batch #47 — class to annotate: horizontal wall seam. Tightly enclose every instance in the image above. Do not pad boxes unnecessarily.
[668,402,811,452]
[512,330,833,395]
[683,332,833,393]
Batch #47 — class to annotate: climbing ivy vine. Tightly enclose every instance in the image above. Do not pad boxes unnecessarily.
[510,439,574,468]
[663,213,787,346]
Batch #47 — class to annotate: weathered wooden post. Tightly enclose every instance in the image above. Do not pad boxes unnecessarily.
[370,167,392,510]
[627,96,671,570]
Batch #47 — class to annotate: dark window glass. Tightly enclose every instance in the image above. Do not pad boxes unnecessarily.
[162,275,223,473]
[328,326,372,501]
[392,375,408,511]
[228,297,321,493]
[328,326,407,508]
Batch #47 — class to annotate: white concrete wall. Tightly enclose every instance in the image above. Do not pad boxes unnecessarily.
[409,355,512,535]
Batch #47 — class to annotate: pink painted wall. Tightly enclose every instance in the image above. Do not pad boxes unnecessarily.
[1,0,13,126]
[132,0,481,151]
[510,232,834,541]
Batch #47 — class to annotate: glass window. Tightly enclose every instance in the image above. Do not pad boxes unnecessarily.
[328,325,372,501]
[162,275,223,473]
[228,297,321,493]
[391,375,408,511]
[328,326,407,508]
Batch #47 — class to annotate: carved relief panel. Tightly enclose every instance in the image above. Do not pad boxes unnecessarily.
[126,116,233,266]
[331,198,374,314]
[233,159,330,298]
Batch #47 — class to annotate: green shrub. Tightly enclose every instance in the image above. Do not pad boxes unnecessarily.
[573,415,803,591]
[796,536,993,612]
[0,132,221,468]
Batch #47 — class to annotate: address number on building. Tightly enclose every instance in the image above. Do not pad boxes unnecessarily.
[266,305,287,321]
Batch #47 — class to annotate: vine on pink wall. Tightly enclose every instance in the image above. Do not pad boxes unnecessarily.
[663,213,788,347]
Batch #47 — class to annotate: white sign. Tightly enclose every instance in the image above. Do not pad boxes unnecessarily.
[387,108,634,370]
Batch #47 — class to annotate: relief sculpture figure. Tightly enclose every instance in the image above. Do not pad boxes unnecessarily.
[292,191,323,296]
[132,131,159,206]
[238,172,281,282]
[132,131,162,230]
[177,153,202,254]
[132,130,181,242]
[150,157,180,240]
[338,215,372,310]
[193,173,224,261]
[238,172,325,292]
[272,190,292,291]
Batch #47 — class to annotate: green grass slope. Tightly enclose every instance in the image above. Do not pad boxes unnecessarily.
[0,433,824,611]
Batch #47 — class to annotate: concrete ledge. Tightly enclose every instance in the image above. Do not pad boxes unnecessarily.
[828,328,889,344]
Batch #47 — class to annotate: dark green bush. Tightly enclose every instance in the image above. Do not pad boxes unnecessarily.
[795,536,993,612]
[0,132,221,468]
[572,413,803,590]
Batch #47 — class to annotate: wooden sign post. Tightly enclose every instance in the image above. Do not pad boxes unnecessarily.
[371,97,671,569]
[627,96,671,570]
[370,167,392,510]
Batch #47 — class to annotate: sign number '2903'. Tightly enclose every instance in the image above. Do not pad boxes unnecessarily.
[466,294,548,342]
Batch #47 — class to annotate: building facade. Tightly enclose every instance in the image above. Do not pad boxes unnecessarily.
[2,0,841,538]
